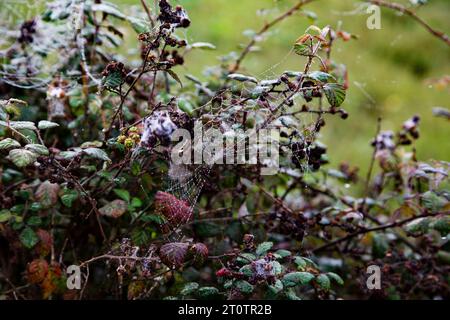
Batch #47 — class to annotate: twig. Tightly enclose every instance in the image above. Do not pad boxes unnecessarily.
[369,0,450,46]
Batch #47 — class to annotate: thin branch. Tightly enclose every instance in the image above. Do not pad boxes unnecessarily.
[369,0,450,46]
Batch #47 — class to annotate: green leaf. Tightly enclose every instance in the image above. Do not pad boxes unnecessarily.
[227,73,258,83]
[127,17,149,34]
[190,42,216,50]
[256,241,273,256]
[103,70,123,88]
[268,279,283,295]
[294,256,307,270]
[38,120,59,130]
[234,280,254,295]
[405,217,431,234]
[236,253,256,265]
[282,272,315,287]
[20,227,39,249]
[0,120,37,131]
[294,43,311,56]
[327,272,344,285]
[270,261,283,275]
[180,282,199,296]
[0,138,21,150]
[27,216,42,226]
[83,147,111,162]
[0,210,12,223]
[166,70,183,88]
[239,264,253,277]
[59,150,81,160]
[275,249,291,258]
[61,189,78,208]
[113,189,130,202]
[372,233,389,259]
[421,191,447,212]
[177,99,194,115]
[197,287,219,299]
[430,216,450,236]
[316,274,331,291]
[323,83,346,107]
[285,288,302,300]
[307,71,335,83]
[91,3,126,19]
[8,149,38,167]
[25,144,49,156]
[131,197,143,208]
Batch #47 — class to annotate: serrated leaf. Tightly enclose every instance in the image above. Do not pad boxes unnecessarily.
[234,280,254,295]
[0,138,21,150]
[159,242,189,268]
[316,274,331,291]
[0,120,37,131]
[270,261,283,275]
[60,189,78,208]
[239,264,253,277]
[20,227,39,249]
[83,147,111,162]
[308,71,335,83]
[275,249,291,258]
[8,149,37,167]
[25,144,49,156]
[236,253,256,265]
[103,70,123,88]
[282,272,315,287]
[38,121,59,130]
[197,287,219,299]
[268,279,283,294]
[327,272,344,285]
[256,241,273,256]
[180,282,199,296]
[113,189,130,202]
[323,83,346,107]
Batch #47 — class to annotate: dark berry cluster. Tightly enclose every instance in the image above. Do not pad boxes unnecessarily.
[18,19,36,44]
[158,0,191,29]
[399,115,420,145]
[291,141,328,171]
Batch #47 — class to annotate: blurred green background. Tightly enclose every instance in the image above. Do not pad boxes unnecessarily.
[113,0,450,174]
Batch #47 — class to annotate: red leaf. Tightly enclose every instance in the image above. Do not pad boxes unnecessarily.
[189,243,209,266]
[154,191,192,226]
[27,259,49,284]
[159,242,189,268]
